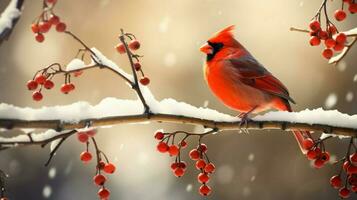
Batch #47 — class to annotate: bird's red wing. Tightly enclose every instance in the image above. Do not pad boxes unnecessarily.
[228,57,295,104]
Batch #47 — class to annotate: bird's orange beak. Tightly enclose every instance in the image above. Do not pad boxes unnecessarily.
[199,43,213,54]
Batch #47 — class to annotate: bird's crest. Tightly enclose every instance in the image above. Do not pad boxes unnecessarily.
[208,25,236,45]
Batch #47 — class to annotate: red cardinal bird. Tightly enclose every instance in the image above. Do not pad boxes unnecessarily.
[200,25,313,153]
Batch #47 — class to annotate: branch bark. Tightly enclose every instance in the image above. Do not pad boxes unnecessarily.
[0,113,356,137]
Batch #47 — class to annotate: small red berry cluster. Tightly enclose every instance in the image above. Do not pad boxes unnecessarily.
[306,0,356,60]
[329,138,357,199]
[77,129,117,200]
[115,34,150,86]
[154,130,215,196]
[303,138,331,169]
[26,64,77,101]
[335,0,357,22]
[308,20,347,59]
[31,0,66,43]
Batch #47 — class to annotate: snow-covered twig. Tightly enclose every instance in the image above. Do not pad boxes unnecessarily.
[0,0,24,45]
[0,101,356,137]
[329,27,357,65]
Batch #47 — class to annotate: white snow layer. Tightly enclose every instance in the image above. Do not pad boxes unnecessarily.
[66,59,86,71]
[0,0,21,33]
[0,99,357,129]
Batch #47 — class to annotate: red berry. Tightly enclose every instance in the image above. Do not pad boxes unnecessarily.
[171,162,179,171]
[77,132,89,143]
[104,163,116,174]
[349,3,357,14]
[180,140,187,148]
[98,188,110,199]
[134,62,141,71]
[348,175,357,185]
[322,48,334,59]
[320,152,330,163]
[204,163,216,173]
[199,185,212,196]
[139,77,150,85]
[189,149,200,160]
[60,84,72,94]
[154,131,164,140]
[86,129,97,137]
[49,15,60,25]
[198,173,210,184]
[352,185,357,192]
[318,31,329,40]
[314,159,325,169]
[43,80,54,89]
[31,23,39,33]
[306,149,317,160]
[115,43,126,54]
[343,0,352,3]
[173,167,185,177]
[196,159,206,170]
[350,153,357,163]
[339,187,350,199]
[35,33,45,42]
[93,174,107,186]
[128,40,140,51]
[334,43,345,51]
[80,151,92,162]
[335,10,347,21]
[56,22,66,32]
[32,91,43,101]
[168,145,179,156]
[309,20,321,31]
[68,83,75,91]
[27,80,38,90]
[325,38,336,48]
[336,33,347,44]
[330,175,342,189]
[347,165,357,174]
[328,25,337,35]
[39,21,51,33]
[35,74,47,84]
[302,138,314,150]
[157,142,169,153]
[198,143,208,153]
[178,161,187,169]
[343,161,351,172]
[309,36,321,46]
[314,147,322,157]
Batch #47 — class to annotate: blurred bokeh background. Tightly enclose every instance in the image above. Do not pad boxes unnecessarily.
[0,0,356,199]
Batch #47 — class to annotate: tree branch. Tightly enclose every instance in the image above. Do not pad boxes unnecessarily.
[0,0,24,45]
[0,113,356,140]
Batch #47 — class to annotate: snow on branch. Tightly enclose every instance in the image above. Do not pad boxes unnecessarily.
[0,0,24,45]
[0,98,356,140]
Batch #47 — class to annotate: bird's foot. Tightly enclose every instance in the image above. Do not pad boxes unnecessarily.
[238,112,253,133]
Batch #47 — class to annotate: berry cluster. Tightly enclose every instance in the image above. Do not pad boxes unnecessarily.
[154,130,215,196]
[335,1,357,22]
[306,0,356,60]
[26,64,77,101]
[77,129,117,200]
[303,138,331,169]
[115,34,150,86]
[329,138,357,199]
[31,0,66,43]
[308,21,347,59]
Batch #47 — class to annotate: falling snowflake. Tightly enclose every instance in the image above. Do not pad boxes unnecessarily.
[42,185,52,198]
[346,91,354,102]
[324,93,338,109]
[48,167,56,179]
